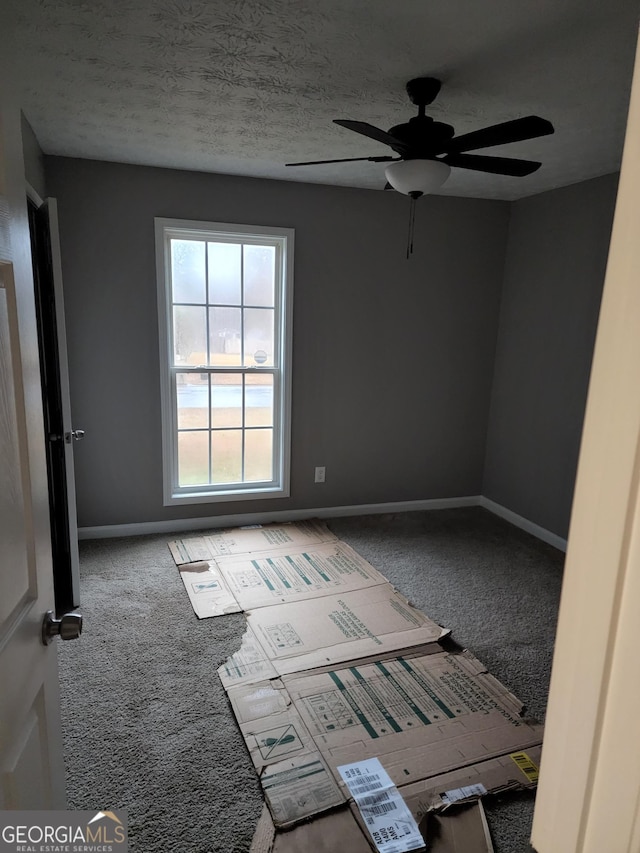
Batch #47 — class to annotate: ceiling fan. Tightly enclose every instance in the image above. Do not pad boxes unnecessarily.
[286,77,554,255]
[286,77,554,191]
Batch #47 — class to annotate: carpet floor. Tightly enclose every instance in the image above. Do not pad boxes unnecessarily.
[57,507,564,852]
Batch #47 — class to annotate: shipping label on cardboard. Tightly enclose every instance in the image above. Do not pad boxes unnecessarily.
[440,783,488,805]
[176,561,243,619]
[216,541,389,610]
[247,585,447,676]
[169,519,337,565]
[338,757,425,853]
[260,752,346,826]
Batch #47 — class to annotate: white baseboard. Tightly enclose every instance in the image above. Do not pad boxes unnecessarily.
[77,496,479,540]
[78,493,567,552]
[478,496,567,552]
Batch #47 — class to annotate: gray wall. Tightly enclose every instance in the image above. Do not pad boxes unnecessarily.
[21,114,46,199]
[45,156,509,528]
[483,173,619,539]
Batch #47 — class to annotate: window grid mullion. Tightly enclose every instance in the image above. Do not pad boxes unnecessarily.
[205,243,212,483]
[240,373,245,482]
[171,366,276,374]
[173,425,267,432]
[207,373,212,484]
[168,245,180,490]
[172,301,267,310]
[240,244,245,370]
[240,245,246,481]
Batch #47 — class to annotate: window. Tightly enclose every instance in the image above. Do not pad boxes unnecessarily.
[155,218,294,505]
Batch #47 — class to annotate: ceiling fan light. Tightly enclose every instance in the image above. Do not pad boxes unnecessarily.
[385,159,451,195]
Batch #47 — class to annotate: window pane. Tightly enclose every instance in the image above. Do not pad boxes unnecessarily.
[171,240,205,304]
[245,374,273,427]
[245,429,273,482]
[174,306,207,365]
[211,373,242,428]
[211,430,242,484]
[209,306,241,366]
[244,244,275,307]
[208,242,241,305]
[178,431,209,486]
[244,308,274,366]
[177,373,209,429]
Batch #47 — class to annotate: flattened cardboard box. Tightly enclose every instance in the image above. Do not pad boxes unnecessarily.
[176,539,388,620]
[418,802,495,853]
[215,540,390,611]
[218,584,448,688]
[395,744,542,814]
[169,519,337,565]
[227,647,542,827]
[250,792,495,853]
[176,560,243,619]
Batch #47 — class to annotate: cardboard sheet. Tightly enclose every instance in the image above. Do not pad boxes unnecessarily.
[168,517,542,838]
[397,745,542,815]
[284,650,543,787]
[217,584,447,688]
[258,751,346,825]
[250,805,373,853]
[215,540,390,611]
[420,802,494,853]
[169,519,337,565]
[218,632,444,693]
[176,560,242,619]
[227,647,542,827]
[249,799,494,853]
[245,585,448,676]
[218,626,279,689]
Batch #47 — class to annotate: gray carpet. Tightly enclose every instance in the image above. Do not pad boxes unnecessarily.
[57,507,564,853]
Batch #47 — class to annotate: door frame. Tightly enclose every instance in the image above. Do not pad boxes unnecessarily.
[26,182,80,612]
[531,24,640,853]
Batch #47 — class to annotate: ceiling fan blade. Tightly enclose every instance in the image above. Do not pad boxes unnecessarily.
[444,116,554,154]
[334,120,409,151]
[286,155,399,166]
[443,152,542,176]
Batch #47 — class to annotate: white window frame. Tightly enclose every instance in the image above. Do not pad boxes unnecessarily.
[155,217,294,506]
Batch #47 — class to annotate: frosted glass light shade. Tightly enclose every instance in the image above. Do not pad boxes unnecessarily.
[385,159,451,195]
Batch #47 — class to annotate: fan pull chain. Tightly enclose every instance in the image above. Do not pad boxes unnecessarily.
[406,192,422,259]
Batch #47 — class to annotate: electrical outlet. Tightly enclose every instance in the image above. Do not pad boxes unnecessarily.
[314,466,326,483]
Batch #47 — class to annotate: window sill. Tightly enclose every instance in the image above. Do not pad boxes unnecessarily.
[163,484,290,506]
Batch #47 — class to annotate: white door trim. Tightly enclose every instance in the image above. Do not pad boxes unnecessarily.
[531,24,640,853]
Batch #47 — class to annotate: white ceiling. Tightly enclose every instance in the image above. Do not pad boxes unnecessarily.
[8,0,640,200]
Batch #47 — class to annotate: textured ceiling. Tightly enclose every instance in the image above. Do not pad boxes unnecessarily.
[7,0,640,199]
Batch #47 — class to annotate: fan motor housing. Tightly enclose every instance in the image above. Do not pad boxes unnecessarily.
[388,116,455,156]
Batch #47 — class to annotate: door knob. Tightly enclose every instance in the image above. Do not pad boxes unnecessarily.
[42,610,83,645]
[65,429,85,443]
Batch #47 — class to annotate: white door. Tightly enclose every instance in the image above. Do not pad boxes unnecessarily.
[0,76,67,805]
